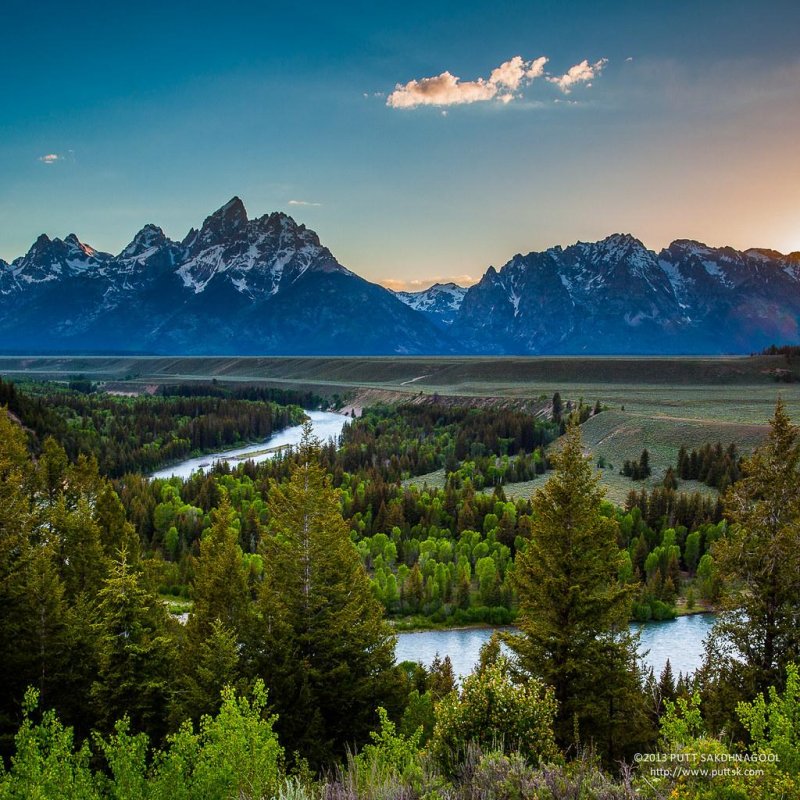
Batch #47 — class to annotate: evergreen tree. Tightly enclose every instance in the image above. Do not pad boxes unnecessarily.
[428,654,456,700]
[49,496,108,601]
[91,552,176,741]
[703,400,800,720]
[658,659,677,706]
[175,494,251,723]
[663,466,678,491]
[173,619,242,727]
[250,422,397,766]
[0,410,36,749]
[94,483,140,562]
[507,423,649,761]
[552,392,563,423]
[187,494,250,640]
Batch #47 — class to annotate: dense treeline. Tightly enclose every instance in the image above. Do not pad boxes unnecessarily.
[761,343,800,358]
[0,378,305,477]
[677,441,741,490]
[159,381,327,409]
[334,402,558,480]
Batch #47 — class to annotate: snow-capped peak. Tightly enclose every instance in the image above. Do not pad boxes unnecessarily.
[394,281,467,326]
[118,224,170,260]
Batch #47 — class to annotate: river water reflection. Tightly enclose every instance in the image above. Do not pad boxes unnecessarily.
[150,410,349,480]
[396,614,715,679]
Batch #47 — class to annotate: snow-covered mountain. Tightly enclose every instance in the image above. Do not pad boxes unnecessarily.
[2,208,799,355]
[0,198,454,355]
[451,234,800,354]
[394,282,467,328]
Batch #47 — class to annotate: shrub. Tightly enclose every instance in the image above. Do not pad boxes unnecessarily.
[430,657,558,774]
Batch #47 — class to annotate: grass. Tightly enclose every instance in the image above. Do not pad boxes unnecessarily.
[4,355,796,491]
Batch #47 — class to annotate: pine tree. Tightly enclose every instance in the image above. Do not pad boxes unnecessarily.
[428,654,456,700]
[0,410,36,747]
[91,552,176,741]
[250,422,397,766]
[175,494,251,723]
[187,494,250,639]
[94,483,140,562]
[658,659,677,706]
[552,392,563,423]
[49,496,108,601]
[172,618,241,726]
[507,423,649,761]
[703,400,800,719]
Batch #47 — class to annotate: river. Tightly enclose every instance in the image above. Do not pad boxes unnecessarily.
[150,410,350,480]
[151,411,714,681]
[395,613,715,680]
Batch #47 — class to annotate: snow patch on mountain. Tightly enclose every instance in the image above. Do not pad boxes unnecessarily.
[394,282,467,327]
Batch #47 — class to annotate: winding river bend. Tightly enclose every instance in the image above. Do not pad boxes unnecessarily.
[151,412,714,680]
[395,614,715,680]
[150,410,350,480]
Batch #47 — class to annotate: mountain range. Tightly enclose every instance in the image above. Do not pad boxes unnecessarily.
[1,197,799,355]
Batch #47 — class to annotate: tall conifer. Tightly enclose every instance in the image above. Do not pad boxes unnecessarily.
[507,423,648,761]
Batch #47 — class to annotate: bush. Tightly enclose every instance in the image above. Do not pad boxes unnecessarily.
[430,657,558,774]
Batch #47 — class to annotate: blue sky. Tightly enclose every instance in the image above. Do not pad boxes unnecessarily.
[2,0,799,288]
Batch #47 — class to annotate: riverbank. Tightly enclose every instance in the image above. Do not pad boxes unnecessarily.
[396,613,716,679]
[149,410,350,480]
[387,602,715,632]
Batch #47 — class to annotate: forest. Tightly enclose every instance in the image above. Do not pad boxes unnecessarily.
[0,378,308,477]
[1,379,799,798]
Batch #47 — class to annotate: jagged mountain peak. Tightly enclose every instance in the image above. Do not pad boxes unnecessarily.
[579,233,653,262]
[185,196,249,251]
[214,195,248,224]
[664,239,712,256]
[120,224,169,256]
[394,281,468,328]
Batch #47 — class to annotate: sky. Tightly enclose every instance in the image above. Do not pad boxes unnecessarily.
[2,0,799,290]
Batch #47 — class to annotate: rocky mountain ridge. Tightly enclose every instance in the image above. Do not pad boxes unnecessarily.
[2,202,799,355]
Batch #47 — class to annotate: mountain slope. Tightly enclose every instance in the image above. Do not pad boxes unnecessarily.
[451,234,800,354]
[2,207,800,355]
[394,282,467,328]
[0,198,455,355]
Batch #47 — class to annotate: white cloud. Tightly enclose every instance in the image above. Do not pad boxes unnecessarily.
[547,58,608,93]
[387,55,549,109]
[38,153,61,164]
[288,199,322,207]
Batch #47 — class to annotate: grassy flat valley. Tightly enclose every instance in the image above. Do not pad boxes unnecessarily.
[4,354,793,503]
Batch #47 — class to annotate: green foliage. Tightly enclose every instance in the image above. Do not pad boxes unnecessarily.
[738,662,800,774]
[0,688,97,800]
[351,707,423,793]
[508,423,648,761]
[430,657,558,773]
[704,400,800,722]
[152,681,284,800]
[0,683,284,800]
[252,423,397,767]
